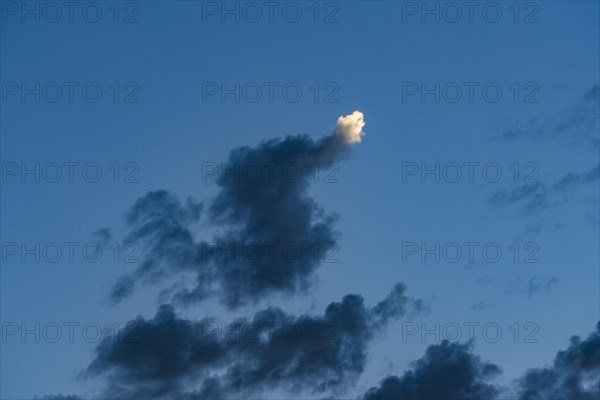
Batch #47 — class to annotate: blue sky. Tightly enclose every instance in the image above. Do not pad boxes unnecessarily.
[1,1,599,399]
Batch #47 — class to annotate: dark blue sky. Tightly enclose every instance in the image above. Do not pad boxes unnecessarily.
[1,1,599,399]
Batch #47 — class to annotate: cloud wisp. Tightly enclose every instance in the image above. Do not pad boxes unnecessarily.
[489,163,599,216]
[498,84,599,147]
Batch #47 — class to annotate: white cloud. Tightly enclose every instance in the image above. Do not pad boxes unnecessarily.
[334,110,366,144]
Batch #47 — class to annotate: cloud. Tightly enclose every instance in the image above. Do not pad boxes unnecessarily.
[471,301,491,311]
[360,322,600,400]
[87,284,420,399]
[93,228,112,248]
[35,397,84,400]
[361,340,502,400]
[110,112,366,308]
[498,84,599,146]
[109,190,204,302]
[517,322,600,400]
[489,163,599,216]
[334,110,366,144]
[553,163,600,193]
[504,276,559,299]
[40,321,600,400]
[489,182,548,215]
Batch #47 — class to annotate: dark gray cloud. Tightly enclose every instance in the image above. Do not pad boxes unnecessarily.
[489,163,599,215]
[40,322,600,400]
[360,322,600,400]
[499,84,599,146]
[361,340,502,400]
[110,125,362,308]
[35,396,85,400]
[517,322,600,400]
[88,283,420,399]
[109,190,204,302]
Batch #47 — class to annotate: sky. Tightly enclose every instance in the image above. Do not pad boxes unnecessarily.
[0,1,599,399]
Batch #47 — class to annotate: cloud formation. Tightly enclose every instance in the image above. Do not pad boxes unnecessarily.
[361,340,502,400]
[58,108,599,400]
[40,321,600,400]
[111,112,365,308]
[517,322,600,400]
[361,322,600,400]
[88,284,420,399]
